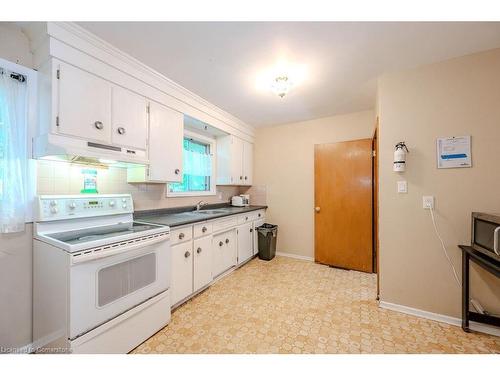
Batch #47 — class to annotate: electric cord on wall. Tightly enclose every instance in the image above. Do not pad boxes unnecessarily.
[428,207,490,315]
[428,207,462,288]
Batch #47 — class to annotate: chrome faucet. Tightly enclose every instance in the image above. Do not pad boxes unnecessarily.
[196,200,208,211]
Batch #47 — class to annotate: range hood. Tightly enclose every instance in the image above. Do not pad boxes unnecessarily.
[33,133,149,168]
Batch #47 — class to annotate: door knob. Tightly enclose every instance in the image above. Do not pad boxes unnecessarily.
[315,207,321,212]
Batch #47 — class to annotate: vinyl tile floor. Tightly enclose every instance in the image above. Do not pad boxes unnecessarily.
[132,256,500,354]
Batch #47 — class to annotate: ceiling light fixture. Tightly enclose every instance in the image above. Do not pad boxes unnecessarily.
[271,75,293,98]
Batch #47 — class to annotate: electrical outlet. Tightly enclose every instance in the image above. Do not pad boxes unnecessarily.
[423,196,435,209]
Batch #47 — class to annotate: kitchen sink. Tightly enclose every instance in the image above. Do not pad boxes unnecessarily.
[191,209,229,215]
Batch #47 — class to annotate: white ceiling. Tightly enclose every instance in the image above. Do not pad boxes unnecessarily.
[78,22,500,127]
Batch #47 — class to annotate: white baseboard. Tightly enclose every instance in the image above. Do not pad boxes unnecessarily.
[276,251,314,262]
[379,300,500,337]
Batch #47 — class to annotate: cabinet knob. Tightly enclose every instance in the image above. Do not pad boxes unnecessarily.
[250,228,253,233]
[197,247,202,254]
[117,126,126,135]
[315,206,321,213]
[202,226,207,233]
[184,251,191,258]
[245,216,248,220]
[258,213,261,217]
[179,232,185,239]
[239,176,243,180]
[94,121,104,130]
[219,241,223,247]
[175,169,180,175]
[225,238,230,244]
[245,176,248,180]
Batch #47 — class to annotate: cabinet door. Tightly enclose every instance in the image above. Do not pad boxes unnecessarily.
[237,222,253,264]
[231,136,244,184]
[242,141,253,185]
[193,236,213,292]
[111,85,148,150]
[212,232,226,277]
[170,241,193,306]
[149,102,184,182]
[222,229,237,271]
[57,62,111,143]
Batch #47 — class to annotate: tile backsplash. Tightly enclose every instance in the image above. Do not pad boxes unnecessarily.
[36,160,243,211]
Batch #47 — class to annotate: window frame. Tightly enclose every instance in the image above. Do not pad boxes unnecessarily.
[166,130,217,198]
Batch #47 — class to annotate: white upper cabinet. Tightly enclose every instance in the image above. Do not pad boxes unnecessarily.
[242,140,253,185]
[127,102,183,183]
[111,85,148,150]
[57,61,112,144]
[216,135,253,186]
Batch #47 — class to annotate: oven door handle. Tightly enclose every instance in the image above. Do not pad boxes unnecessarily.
[494,226,500,256]
[71,233,170,265]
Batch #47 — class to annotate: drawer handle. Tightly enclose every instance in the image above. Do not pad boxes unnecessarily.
[179,233,185,240]
[94,121,104,130]
[197,247,202,254]
[175,169,180,175]
[184,251,191,258]
[117,126,126,135]
[202,226,207,233]
[219,241,223,247]
[225,238,230,244]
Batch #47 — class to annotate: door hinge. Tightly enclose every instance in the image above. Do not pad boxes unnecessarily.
[56,116,59,127]
[56,69,60,80]
[146,104,150,114]
[372,150,376,157]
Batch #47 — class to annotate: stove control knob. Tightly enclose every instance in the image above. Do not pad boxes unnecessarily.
[68,202,76,209]
[122,198,127,203]
[50,207,58,214]
[50,200,57,207]
[109,200,116,207]
[122,204,127,209]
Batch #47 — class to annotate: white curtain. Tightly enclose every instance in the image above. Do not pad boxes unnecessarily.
[0,69,28,233]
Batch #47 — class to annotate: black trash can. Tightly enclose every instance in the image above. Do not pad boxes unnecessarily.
[257,223,278,261]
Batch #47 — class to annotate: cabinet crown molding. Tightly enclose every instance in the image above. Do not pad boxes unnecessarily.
[21,21,255,141]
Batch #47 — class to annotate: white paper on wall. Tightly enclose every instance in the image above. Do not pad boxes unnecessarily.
[436,136,472,169]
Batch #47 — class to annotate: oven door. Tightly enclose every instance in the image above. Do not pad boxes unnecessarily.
[69,237,170,339]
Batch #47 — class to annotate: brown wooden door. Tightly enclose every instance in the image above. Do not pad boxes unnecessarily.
[314,139,373,273]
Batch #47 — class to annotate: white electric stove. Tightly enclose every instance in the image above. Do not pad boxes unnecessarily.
[33,194,172,354]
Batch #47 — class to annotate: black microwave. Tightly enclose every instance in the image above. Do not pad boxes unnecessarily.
[471,212,500,262]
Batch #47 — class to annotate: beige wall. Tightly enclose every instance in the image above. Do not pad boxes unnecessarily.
[378,48,500,318]
[254,110,375,258]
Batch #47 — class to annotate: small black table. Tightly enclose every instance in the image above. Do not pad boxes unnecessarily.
[459,245,500,332]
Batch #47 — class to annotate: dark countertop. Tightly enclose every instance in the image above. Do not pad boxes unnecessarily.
[134,204,267,228]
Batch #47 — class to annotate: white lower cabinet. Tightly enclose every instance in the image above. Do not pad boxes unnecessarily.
[170,241,193,306]
[212,229,237,277]
[237,222,254,264]
[193,235,213,292]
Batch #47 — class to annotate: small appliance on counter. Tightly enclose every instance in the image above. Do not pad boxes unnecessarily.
[231,194,250,207]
